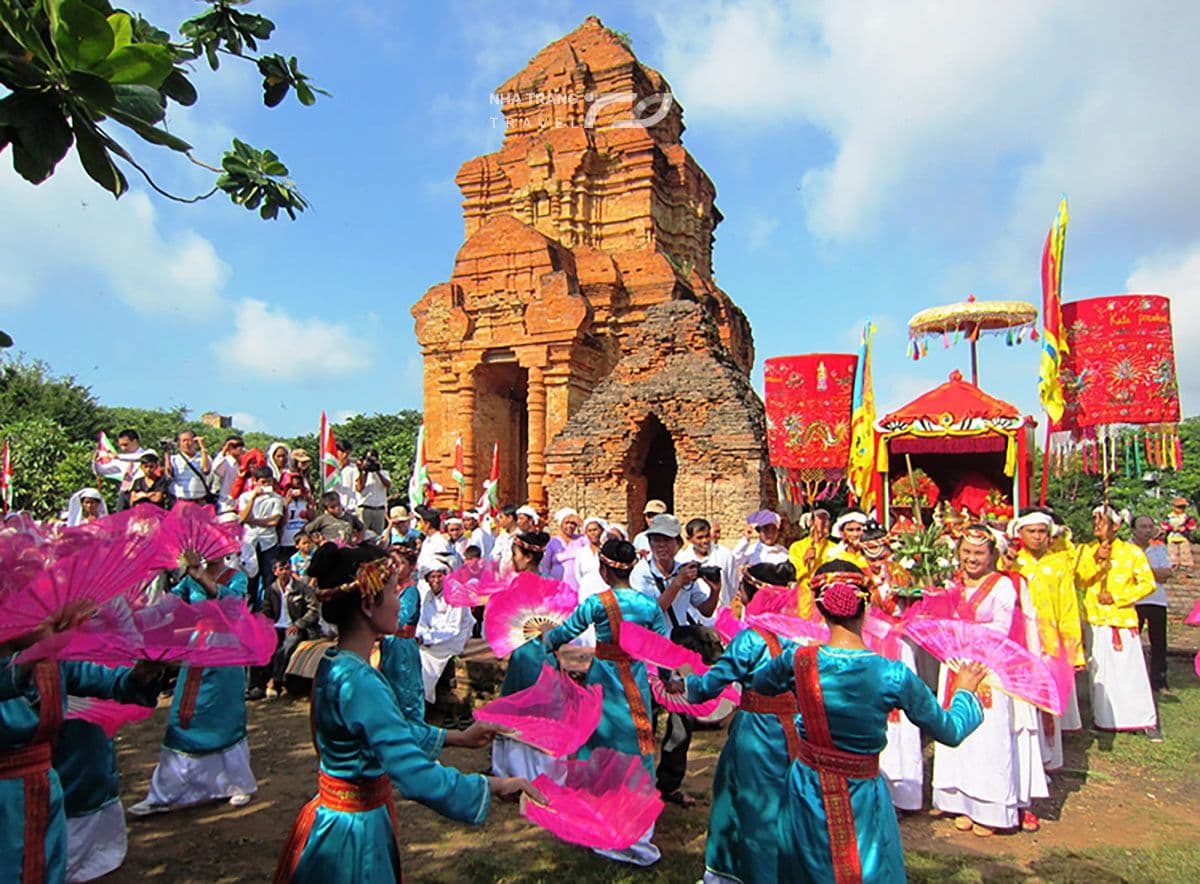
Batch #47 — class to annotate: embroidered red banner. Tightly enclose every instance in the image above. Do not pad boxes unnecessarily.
[1054,295,1180,431]
[764,355,857,471]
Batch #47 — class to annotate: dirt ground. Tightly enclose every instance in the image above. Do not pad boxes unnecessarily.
[106,656,1200,883]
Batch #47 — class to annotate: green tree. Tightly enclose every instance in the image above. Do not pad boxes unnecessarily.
[333,411,421,488]
[0,356,99,439]
[0,415,93,516]
[0,0,325,219]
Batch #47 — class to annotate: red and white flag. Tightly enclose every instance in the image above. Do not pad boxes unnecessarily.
[451,435,466,494]
[476,442,499,515]
[1,438,12,513]
[319,412,340,493]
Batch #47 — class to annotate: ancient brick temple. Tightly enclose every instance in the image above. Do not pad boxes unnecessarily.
[411,16,772,529]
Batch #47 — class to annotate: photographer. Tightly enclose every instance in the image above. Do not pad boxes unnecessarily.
[676,517,738,618]
[162,429,213,506]
[354,447,391,536]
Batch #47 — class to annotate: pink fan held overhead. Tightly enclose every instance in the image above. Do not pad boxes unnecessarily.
[482,573,578,658]
[155,502,241,570]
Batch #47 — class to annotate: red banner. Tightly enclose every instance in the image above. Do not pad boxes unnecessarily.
[764,355,857,470]
[1054,295,1180,431]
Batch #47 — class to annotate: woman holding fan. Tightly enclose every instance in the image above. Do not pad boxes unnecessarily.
[752,561,988,883]
[272,543,541,883]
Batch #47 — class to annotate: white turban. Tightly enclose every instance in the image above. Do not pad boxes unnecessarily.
[554,507,579,526]
[1092,505,1128,525]
[832,511,869,538]
[1010,512,1053,535]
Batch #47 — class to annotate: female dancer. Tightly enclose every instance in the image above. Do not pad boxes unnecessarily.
[669,561,800,883]
[376,542,424,722]
[273,543,541,882]
[541,539,669,866]
[130,556,257,814]
[753,561,988,883]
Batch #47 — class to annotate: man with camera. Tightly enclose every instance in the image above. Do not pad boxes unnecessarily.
[676,517,738,616]
[630,513,722,808]
[162,429,213,506]
[354,447,391,536]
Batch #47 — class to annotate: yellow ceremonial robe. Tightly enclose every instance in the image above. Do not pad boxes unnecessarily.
[788,536,832,585]
[1075,539,1155,628]
[1015,549,1085,666]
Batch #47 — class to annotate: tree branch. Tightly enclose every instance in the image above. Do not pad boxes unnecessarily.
[98,126,220,204]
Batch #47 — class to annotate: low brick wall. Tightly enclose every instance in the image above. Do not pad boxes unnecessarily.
[1165,542,1200,621]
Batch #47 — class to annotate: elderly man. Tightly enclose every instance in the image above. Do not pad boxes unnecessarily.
[632,499,668,557]
[164,429,213,505]
[1131,514,1174,697]
[1005,511,1084,768]
[1075,505,1160,741]
[631,513,721,807]
[732,509,790,569]
[416,561,474,707]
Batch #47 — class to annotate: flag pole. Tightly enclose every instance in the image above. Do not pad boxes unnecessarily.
[1039,421,1052,506]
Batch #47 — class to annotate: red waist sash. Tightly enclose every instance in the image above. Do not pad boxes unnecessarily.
[796,739,879,780]
[739,690,797,716]
[273,771,399,883]
[750,626,803,761]
[394,625,417,640]
[5,660,62,884]
[596,591,657,756]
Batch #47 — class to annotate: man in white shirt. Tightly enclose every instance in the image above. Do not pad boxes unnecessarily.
[237,467,285,610]
[676,517,738,616]
[93,428,148,511]
[632,498,668,557]
[732,509,790,569]
[464,510,494,559]
[489,504,518,572]
[334,440,359,516]
[416,562,475,704]
[209,435,246,513]
[445,516,468,560]
[354,447,391,535]
[415,505,462,572]
[163,429,212,504]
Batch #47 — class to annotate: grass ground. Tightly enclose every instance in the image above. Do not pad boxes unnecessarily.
[111,652,1200,883]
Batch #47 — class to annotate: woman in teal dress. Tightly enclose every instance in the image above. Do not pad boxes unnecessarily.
[751,561,988,884]
[274,542,542,884]
[131,556,257,814]
[541,538,669,866]
[53,716,128,882]
[669,561,800,884]
[1,632,161,884]
[376,542,425,722]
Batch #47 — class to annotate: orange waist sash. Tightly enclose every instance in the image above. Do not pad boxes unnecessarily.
[273,772,399,883]
[796,739,880,780]
[394,625,417,640]
[740,690,797,716]
[596,591,657,756]
[2,742,54,884]
[594,641,631,663]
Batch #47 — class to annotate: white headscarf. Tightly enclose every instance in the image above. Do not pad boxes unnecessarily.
[832,511,868,539]
[66,488,108,527]
[266,442,291,481]
[1092,504,1130,526]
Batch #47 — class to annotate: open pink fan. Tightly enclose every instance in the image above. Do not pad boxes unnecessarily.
[902,617,1063,714]
[713,607,747,644]
[1194,651,1199,679]
[863,607,902,660]
[475,663,602,756]
[444,559,510,608]
[743,583,796,617]
[483,573,578,658]
[0,534,165,644]
[900,587,964,623]
[521,748,664,850]
[19,594,276,667]
[1185,599,1200,627]
[648,672,740,717]
[745,612,829,645]
[155,503,241,569]
[617,621,707,674]
[66,697,155,737]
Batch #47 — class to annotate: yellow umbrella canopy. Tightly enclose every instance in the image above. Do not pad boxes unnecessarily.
[907,295,1038,384]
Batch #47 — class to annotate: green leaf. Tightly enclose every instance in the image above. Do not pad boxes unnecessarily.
[161,70,198,107]
[106,109,191,151]
[71,116,126,196]
[91,43,173,87]
[65,70,116,110]
[262,79,288,108]
[110,83,164,125]
[0,0,57,67]
[294,81,315,106]
[106,11,131,51]
[53,0,115,70]
[0,93,73,184]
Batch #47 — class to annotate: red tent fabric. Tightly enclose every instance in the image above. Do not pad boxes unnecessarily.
[881,370,1019,427]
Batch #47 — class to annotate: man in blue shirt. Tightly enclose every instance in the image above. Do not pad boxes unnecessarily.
[629,513,720,806]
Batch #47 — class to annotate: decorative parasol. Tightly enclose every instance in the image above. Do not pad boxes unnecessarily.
[907,295,1038,385]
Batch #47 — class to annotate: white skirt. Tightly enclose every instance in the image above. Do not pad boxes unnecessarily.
[1061,678,1082,732]
[1087,624,1157,730]
[419,648,454,703]
[1038,710,1064,772]
[66,801,126,882]
[143,738,257,809]
[594,822,660,866]
[880,642,924,811]
[490,736,556,782]
[1013,700,1049,805]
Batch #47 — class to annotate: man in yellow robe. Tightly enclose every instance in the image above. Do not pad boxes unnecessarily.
[1006,511,1084,768]
[1074,505,1159,740]
[822,510,870,571]
[788,508,832,586]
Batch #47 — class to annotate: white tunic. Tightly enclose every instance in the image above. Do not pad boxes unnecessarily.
[1087,623,1157,730]
[416,584,474,703]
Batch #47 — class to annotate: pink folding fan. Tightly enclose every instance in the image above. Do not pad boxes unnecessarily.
[483,573,578,658]
[648,672,740,717]
[444,559,510,608]
[713,607,747,644]
[1185,599,1200,627]
[475,663,603,756]
[616,621,707,674]
[66,697,155,737]
[903,617,1063,714]
[521,748,665,850]
[155,502,241,569]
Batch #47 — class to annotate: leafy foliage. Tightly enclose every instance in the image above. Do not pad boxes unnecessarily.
[0,0,324,218]
[0,356,100,439]
[0,415,93,515]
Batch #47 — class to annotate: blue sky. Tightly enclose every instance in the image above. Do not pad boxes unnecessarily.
[3,1,1197,439]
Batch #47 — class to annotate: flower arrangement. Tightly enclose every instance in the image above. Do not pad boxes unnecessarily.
[891,523,957,593]
[891,469,939,508]
[978,489,1013,522]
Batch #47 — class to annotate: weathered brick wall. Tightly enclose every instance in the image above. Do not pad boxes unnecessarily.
[1166,543,1200,620]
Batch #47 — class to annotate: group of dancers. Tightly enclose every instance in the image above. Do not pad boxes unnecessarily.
[0,492,1166,883]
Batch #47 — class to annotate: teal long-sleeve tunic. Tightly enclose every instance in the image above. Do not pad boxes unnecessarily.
[684,628,791,884]
[164,571,249,755]
[377,582,425,722]
[541,589,668,776]
[291,648,491,883]
[53,719,119,818]
[753,646,983,884]
[1,662,159,884]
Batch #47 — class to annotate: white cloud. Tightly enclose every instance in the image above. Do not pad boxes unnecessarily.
[231,412,265,431]
[213,299,372,380]
[1125,246,1200,415]
[744,216,779,251]
[651,1,1200,248]
[0,156,230,315]
[334,410,361,423]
